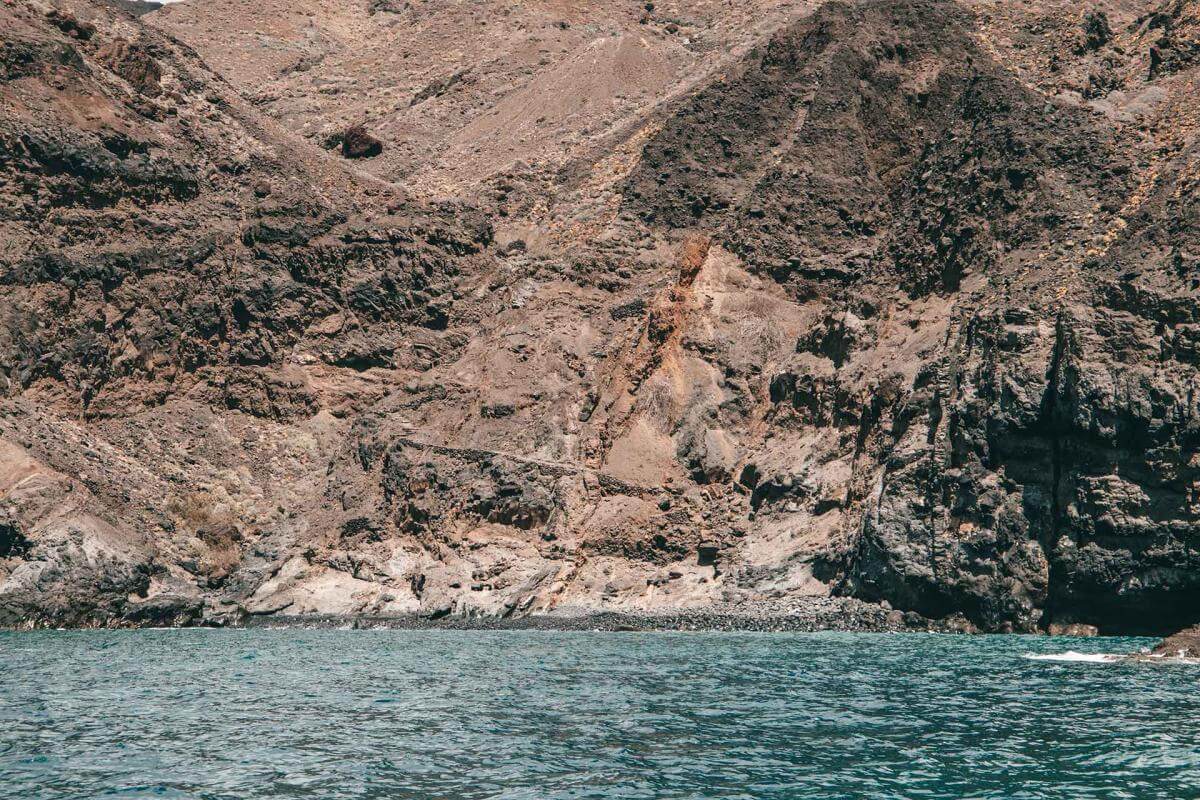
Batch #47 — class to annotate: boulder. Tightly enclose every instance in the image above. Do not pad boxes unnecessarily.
[341,125,383,159]
[1153,625,1200,658]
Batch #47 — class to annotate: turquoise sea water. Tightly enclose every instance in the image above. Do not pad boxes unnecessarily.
[0,630,1197,799]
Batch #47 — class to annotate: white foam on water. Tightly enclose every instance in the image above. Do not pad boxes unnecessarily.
[1023,651,1121,663]
[1025,651,1200,665]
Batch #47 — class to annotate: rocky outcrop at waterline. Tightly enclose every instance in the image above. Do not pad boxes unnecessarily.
[2,0,1200,634]
[1153,625,1200,657]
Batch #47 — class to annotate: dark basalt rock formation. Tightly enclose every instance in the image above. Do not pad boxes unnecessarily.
[2,0,1199,633]
[623,0,1200,634]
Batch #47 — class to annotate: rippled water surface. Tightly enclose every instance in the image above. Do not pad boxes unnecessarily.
[1,630,1198,799]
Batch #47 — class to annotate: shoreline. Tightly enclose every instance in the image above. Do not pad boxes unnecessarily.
[235,597,973,633]
[0,597,961,633]
[0,597,1156,636]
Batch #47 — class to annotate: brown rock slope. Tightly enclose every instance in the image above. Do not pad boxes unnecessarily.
[0,0,493,625]
[148,0,822,196]
[2,0,1199,632]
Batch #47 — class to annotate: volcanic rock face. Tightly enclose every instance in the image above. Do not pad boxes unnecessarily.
[2,0,1199,632]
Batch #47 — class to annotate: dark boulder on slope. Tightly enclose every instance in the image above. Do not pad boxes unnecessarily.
[341,125,383,159]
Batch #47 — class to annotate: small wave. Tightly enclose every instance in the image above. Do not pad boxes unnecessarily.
[1023,651,1120,663]
[1025,651,1200,665]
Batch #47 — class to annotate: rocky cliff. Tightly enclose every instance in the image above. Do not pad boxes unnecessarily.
[2,0,1198,633]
